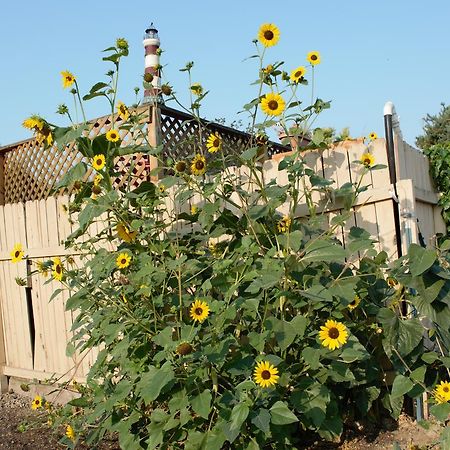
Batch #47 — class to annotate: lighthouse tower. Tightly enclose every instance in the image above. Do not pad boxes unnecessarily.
[143,23,161,103]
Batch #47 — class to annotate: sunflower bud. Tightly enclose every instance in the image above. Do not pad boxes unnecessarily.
[116,38,129,50]
[144,73,154,83]
[161,84,172,96]
[57,104,69,115]
[176,342,193,356]
[15,277,27,286]
[20,383,30,392]
[70,88,77,95]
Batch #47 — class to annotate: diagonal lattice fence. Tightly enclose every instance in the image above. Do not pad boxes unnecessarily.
[0,104,290,204]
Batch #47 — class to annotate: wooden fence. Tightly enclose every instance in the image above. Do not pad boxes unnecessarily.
[0,111,445,390]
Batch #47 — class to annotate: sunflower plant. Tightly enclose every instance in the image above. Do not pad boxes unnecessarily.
[21,27,450,449]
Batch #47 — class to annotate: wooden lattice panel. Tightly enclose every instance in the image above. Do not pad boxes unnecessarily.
[0,104,289,204]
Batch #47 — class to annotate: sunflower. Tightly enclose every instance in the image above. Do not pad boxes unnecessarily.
[116,223,137,243]
[176,342,194,356]
[31,395,43,410]
[253,360,279,388]
[52,257,63,281]
[10,243,24,263]
[258,23,280,47]
[277,216,291,233]
[434,381,450,404]
[116,101,130,121]
[65,425,76,441]
[260,92,285,116]
[175,160,187,173]
[290,66,307,83]
[348,295,361,310]
[106,129,120,143]
[22,116,44,131]
[61,70,76,89]
[190,83,203,96]
[191,154,207,176]
[319,319,348,350]
[190,299,210,323]
[36,260,49,277]
[360,152,375,168]
[206,132,222,153]
[116,253,131,269]
[307,51,321,66]
[190,205,198,215]
[93,174,103,186]
[263,64,274,75]
[369,131,378,140]
[92,154,106,171]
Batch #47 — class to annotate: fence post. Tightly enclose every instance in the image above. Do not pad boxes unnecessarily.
[0,152,5,206]
[147,103,161,182]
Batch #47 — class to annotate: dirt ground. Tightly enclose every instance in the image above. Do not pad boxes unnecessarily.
[0,392,444,449]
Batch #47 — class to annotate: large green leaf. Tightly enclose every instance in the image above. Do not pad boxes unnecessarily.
[191,389,212,419]
[408,243,437,276]
[378,308,424,357]
[430,403,450,422]
[250,408,271,435]
[270,401,299,425]
[391,374,414,398]
[301,240,346,264]
[137,362,174,403]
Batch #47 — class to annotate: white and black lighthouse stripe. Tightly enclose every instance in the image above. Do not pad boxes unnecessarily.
[143,23,161,102]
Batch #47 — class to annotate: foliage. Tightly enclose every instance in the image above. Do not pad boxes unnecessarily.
[423,142,450,233]
[21,29,450,449]
[416,103,450,150]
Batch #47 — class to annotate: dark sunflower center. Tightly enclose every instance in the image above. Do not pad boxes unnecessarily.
[261,370,271,380]
[96,158,103,165]
[328,327,339,339]
[213,139,220,147]
[295,71,302,78]
[34,400,40,405]
[111,133,117,139]
[55,265,62,274]
[263,30,274,40]
[364,158,371,165]
[444,387,449,392]
[15,251,20,257]
[195,308,203,315]
[195,161,205,170]
[311,54,317,61]
[349,300,356,306]
[268,100,278,110]
[121,258,127,265]
[66,76,72,81]
[176,162,186,171]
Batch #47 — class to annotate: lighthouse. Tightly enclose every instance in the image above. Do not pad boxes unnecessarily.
[143,23,161,103]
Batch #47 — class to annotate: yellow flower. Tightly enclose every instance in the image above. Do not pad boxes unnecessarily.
[190,299,210,323]
[92,154,106,171]
[31,395,43,410]
[52,257,63,281]
[253,360,279,388]
[263,64,274,74]
[120,293,128,304]
[348,295,361,311]
[117,101,130,121]
[36,260,49,277]
[175,160,187,173]
[22,116,44,131]
[116,223,137,243]
[290,66,307,83]
[190,205,198,215]
[10,243,24,263]
[106,129,120,143]
[434,381,450,404]
[93,174,103,186]
[190,83,203,96]
[116,253,131,269]
[191,154,207,176]
[65,424,76,441]
[260,92,285,116]
[369,131,378,140]
[360,152,375,168]
[61,70,76,89]
[319,319,348,350]
[277,216,291,233]
[258,23,280,47]
[307,51,321,66]
[206,132,222,153]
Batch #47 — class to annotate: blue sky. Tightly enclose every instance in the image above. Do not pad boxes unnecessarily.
[1,0,449,147]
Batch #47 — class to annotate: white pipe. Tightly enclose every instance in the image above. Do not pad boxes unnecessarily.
[384,101,394,116]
